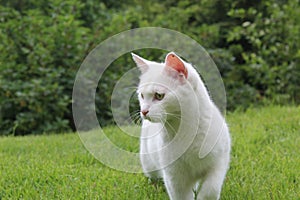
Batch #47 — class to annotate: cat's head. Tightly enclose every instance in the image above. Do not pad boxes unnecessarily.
[132,52,197,123]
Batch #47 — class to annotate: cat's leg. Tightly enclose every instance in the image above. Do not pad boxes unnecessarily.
[140,152,161,178]
[140,143,163,179]
[163,170,194,200]
[197,164,228,200]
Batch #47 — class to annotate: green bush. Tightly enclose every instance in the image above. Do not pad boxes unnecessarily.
[0,0,299,135]
[224,0,300,107]
[0,2,91,135]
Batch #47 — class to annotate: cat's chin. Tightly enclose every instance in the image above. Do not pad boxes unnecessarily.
[142,116,163,123]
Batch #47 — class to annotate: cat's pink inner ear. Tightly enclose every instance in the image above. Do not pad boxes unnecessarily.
[165,53,188,78]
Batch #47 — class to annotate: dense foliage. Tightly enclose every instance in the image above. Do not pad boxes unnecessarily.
[0,0,299,135]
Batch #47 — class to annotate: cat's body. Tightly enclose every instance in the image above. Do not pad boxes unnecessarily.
[132,52,231,200]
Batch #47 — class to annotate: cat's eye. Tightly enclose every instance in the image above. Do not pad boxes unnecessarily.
[154,93,165,101]
[141,93,144,99]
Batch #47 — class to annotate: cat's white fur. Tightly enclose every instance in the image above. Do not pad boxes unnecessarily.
[132,52,231,200]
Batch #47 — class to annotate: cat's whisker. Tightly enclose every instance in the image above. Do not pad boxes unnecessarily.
[166,114,181,120]
[133,117,142,126]
[130,112,140,119]
[164,120,176,133]
[165,112,190,124]
[124,86,139,90]
[164,112,180,117]
[164,120,178,140]
[130,109,140,114]
[128,110,142,125]
[165,112,200,130]
[130,114,139,122]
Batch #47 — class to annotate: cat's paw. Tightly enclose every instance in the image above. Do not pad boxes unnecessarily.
[146,177,164,190]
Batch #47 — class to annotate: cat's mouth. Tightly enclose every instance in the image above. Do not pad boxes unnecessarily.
[142,114,166,123]
[142,115,152,122]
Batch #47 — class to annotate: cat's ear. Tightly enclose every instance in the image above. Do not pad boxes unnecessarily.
[131,53,149,73]
[164,52,188,79]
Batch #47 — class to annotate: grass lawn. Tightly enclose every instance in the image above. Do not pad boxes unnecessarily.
[0,106,299,199]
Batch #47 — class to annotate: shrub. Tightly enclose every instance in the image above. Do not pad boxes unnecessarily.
[224,0,300,107]
[0,0,299,135]
[0,3,91,135]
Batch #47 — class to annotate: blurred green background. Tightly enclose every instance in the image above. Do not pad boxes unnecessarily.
[0,0,299,135]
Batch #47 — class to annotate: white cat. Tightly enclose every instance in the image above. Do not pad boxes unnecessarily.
[132,52,231,200]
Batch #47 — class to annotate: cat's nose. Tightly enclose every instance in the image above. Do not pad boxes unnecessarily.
[141,110,149,116]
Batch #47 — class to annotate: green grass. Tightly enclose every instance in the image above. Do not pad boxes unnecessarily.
[0,106,299,199]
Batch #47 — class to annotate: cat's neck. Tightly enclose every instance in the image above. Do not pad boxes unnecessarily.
[164,112,181,138]
[162,82,214,141]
